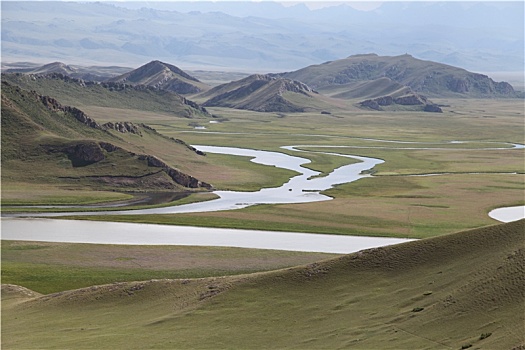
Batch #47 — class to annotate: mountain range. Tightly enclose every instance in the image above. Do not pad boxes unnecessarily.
[3,53,520,115]
[1,1,523,74]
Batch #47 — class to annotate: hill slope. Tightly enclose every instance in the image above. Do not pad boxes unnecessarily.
[1,81,212,191]
[2,220,523,349]
[1,72,211,119]
[109,60,209,94]
[200,74,330,112]
[280,53,518,98]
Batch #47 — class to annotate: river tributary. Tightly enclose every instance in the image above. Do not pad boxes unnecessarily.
[2,141,523,252]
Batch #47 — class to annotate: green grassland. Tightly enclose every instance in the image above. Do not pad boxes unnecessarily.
[2,220,523,349]
[1,240,337,294]
[65,98,524,238]
[2,81,523,237]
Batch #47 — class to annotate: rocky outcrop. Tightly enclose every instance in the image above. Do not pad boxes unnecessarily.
[138,155,212,189]
[64,142,106,167]
[359,93,442,113]
[103,122,142,135]
[40,95,102,129]
[44,140,212,188]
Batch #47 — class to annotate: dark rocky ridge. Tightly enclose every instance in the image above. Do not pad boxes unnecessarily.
[359,93,442,113]
[202,74,318,112]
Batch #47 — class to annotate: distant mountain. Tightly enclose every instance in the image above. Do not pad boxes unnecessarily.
[1,81,212,191]
[200,74,324,112]
[109,60,209,94]
[280,54,518,98]
[2,1,522,73]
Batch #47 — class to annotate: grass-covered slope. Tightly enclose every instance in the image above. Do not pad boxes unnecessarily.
[2,220,523,349]
[1,81,212,195]
[1,72,211,119]
[281,53,518,98]
[199,74,334,112]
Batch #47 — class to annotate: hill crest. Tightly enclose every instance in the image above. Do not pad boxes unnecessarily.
[109,60,209,94]
[200,74,320,112]
[280,54,519,98]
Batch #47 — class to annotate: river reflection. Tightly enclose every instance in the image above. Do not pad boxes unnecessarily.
[1,218,414,254]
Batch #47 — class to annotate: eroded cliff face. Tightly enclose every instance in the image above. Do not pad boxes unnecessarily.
[139,155,212,189]
[22,84,213,191]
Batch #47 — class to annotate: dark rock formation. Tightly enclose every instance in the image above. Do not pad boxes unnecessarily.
[39,95,102,129]
[423,104,443,113]
[394,94,426,105]
[103,122,142,135]
[65,142,105,167]
[359,93,442,112]
[138,155,212,189]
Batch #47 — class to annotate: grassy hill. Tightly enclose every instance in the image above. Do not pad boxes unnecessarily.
[2,219,523,349]
[108,60,210,94]
[280,54,518,98]
[199,74,335,112]
[1,81,212,196]
[1,72,211,119]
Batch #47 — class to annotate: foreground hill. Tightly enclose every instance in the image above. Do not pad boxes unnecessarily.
[1,72,211,118]
[199,74,332,112]
[1,81,212,192]
[109,60,209,94]
[280,53,518,98]
[2,220,523,349]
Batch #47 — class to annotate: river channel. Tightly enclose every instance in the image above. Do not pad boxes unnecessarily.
[2,142,523,253]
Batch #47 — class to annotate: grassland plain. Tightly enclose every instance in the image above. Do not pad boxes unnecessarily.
[3,91,523,236]
[1,240,337,294]
[64,98,524,238]
[2,220,523,349]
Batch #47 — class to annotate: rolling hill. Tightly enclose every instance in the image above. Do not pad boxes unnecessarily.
[1,81,212,191]
[199,74,331,112]
[1,72,211,119]
[280,53,518,98]
[2,219,523,349]
[109,60,209,94]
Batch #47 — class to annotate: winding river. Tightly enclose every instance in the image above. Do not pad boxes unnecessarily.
[2,141,523,252]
